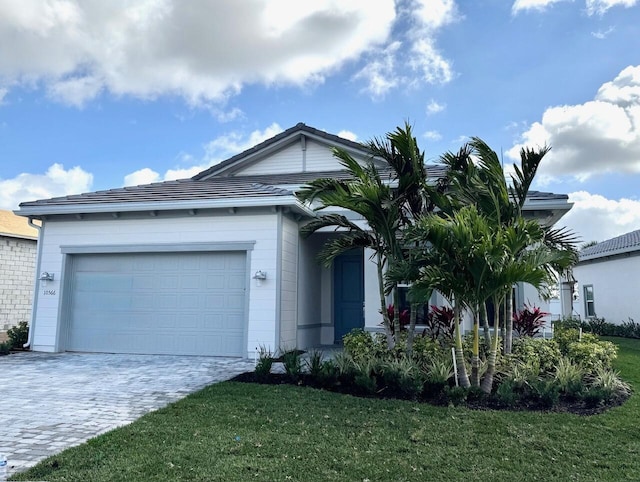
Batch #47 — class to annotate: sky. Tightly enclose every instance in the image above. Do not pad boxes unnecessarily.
[0,0,639,244]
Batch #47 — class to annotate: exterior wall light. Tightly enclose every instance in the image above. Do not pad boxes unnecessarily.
[253,270,267,286]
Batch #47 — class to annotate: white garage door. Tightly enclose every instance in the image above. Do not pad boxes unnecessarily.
[66,251,247,356]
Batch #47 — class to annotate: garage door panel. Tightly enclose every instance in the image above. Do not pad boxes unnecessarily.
[67,251,247,356]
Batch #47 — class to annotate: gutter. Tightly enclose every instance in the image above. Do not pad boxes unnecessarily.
[17,196,317,219]
[24,217,43,349]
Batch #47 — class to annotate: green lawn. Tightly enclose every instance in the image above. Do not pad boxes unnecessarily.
[13,338,640,482]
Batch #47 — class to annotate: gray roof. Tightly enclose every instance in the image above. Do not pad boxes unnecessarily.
[579,229,640,262]
[16,121,568,217]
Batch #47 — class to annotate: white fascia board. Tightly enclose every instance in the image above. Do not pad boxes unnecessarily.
[17,196,316,218]
[522,199,573,211]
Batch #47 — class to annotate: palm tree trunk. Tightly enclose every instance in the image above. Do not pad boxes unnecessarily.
[406,302,418,357]
[453,303,470,388]
[504,289,513,354]
[481,295,501,393]
[393,286,401,344]
[376,253,395,349]
[481,300,491,347]
[470,304,480,387]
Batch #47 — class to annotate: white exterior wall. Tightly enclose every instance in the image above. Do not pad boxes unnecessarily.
[32,212,279,355]
[363,248,382,330]
[574,255,640,324]
[296,235,325,348]
[237,139,369,176]
[0,235,37,332]
[279,214,299,348]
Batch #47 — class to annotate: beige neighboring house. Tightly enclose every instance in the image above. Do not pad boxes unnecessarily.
[0,210,38,335]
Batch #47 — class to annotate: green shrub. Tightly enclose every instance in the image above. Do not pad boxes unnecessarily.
[0,340,11,356]
[553,317,584,331]
[589,366,631,398]
[254,346,274,380]
[510,337,562,376]
[443,386,468,406]
[305,350,325,377]
[343,329,384,361]
[584,317,607,336]
[314,360,339,388]
[333,352,357,384]
[554,357,585,398]
[7,321,28,349]
[495,380,520,407]
[528,379,560,408]
[376,358,424,399]
[566,339,617,370]
[583,387,611,408]
[281,349,303,380]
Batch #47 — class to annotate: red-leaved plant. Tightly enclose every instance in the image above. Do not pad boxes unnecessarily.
[386,304,410,333]
[513,304,549,337]
[425,305,456,341]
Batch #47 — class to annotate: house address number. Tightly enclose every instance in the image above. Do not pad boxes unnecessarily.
[43,289,57,296]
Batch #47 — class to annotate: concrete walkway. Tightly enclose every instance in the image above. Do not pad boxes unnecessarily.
[0,351,254,477]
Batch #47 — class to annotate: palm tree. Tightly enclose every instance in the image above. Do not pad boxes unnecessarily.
[297,153,400,348]
[437,138,578,353]
[297,123,434,350]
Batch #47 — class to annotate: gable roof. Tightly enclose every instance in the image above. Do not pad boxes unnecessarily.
[0,210,38,239]
[16,122,572,222]
[578,229,640,263]
[193,122,377,179]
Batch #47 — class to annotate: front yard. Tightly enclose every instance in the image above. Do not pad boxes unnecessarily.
[13,337,640,482]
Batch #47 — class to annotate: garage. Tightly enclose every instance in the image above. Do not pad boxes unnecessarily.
[65,251,247,356]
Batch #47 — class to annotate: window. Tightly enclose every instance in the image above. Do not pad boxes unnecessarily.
[397,285,430,324]
[583,285,596,318]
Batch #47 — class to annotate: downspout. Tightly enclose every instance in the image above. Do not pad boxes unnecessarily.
[24,217,43,349]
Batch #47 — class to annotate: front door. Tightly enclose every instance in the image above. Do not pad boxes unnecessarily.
[333,250,364,343]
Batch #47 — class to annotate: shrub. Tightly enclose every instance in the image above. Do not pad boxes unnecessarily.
[584,317,607,336]
[376,358,424,399]
[424,305,455,341]
[528,379,560,409]
[566,339,617,370]
[553,357,585,398]
[7,321,28,349]
[443,386,468,406]
[254,346,274,380]
[513,304,548,337]
[314,360,339,388]
[495,380,520,407]
[589,366,631,399]
[553,317,584,331]
[616,319,640,338]
[281,349,303,380]
[332,352,357,384]
[305,350,325,377]
[510,338,562,376]
[0,340,11,356]
[407,334,440,364]
[343,329,383,362]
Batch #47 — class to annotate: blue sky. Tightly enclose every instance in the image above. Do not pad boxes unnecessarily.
[0,0,639,243]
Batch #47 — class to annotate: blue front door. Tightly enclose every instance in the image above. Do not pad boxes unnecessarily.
[333,250,364,343]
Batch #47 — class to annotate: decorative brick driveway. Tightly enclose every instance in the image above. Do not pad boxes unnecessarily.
[0,351,254,477]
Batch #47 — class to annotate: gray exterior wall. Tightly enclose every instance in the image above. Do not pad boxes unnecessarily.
[0,235,36,331]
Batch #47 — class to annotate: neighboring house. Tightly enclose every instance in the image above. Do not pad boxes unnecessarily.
[574,229,640,323]
[16,123,573,357]
[0,210,38,334]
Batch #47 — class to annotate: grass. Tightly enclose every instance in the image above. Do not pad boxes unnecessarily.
[13,338,640,482]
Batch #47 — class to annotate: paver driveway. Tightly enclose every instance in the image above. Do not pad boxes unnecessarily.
[0,351,254,477]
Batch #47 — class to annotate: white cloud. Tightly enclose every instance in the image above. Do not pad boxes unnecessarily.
[123,168,160,187]
[508,65,640,183]
[513,0,638,13]
[427,99,446,115]
[123,123,284,186]
[0,87,7,104]
[355,0,458,98]
[0,0,397,107]
[512,0,569,13]
[424,130,443,141]
[337,130,358,141]
[591,26,615,39]
[0,163,93,210]
[586,0,638,15]
[559,191,640,242]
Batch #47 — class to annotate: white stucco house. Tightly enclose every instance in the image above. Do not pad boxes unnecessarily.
[573,229,640,323]
[16,123,573,357]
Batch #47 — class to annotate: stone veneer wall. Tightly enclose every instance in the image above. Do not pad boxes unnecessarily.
[0,235,37,332]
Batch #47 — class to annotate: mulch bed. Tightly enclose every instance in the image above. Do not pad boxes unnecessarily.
[230,371,629,416]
